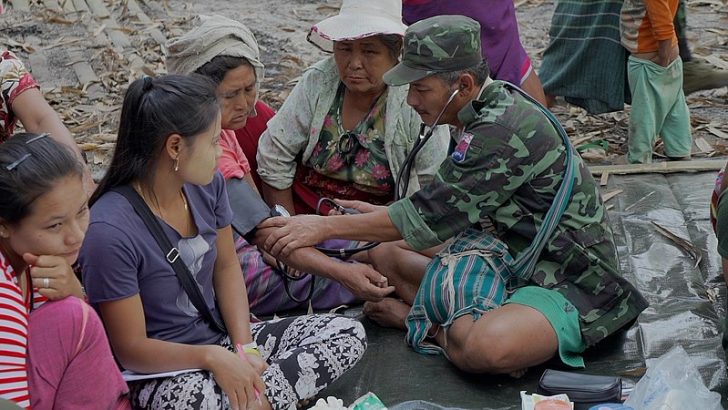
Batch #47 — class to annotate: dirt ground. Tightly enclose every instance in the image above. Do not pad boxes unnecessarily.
[1,0,727,178]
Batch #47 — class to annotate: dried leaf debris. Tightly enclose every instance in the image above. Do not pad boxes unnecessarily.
[651,221,703,268]
[2,0,726,176]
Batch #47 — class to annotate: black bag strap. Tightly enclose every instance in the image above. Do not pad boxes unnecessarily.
[113,185,227,334]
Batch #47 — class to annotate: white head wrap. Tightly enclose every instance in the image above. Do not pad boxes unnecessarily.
[166,15,264,85]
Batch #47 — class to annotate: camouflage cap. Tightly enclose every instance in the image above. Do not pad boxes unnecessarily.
[383,15,482,86]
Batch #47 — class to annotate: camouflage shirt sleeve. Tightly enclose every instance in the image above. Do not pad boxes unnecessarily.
[389,117,562,250]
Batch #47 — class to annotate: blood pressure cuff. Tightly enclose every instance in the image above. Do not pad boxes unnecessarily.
[226,177,272,241]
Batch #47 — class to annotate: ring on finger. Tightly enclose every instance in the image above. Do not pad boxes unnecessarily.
[43,277,50,288]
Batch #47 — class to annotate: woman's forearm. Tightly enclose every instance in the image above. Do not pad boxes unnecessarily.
[99,296,221,374]
[118,336,219,374]
[31,95,96,191]
[253,228,346,281]
[215,270,253,346]
[261,183,296,215]
[214,227,253,346]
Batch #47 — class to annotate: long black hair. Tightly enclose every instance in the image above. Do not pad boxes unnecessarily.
[90,74,219,205]
[0,133,84,224]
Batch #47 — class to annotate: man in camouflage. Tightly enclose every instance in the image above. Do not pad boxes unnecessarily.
[261,15,648,374]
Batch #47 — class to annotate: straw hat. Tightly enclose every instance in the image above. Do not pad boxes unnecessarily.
[307,0,407,52]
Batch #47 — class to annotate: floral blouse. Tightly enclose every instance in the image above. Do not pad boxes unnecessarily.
[0,50,39,143]
[305,86,394,199]
[257,57,451,197]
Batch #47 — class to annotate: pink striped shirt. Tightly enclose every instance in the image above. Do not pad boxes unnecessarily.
[0,251,47,409]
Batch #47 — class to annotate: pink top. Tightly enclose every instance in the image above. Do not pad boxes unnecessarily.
[0,251,47,409]
[217,128,251,180]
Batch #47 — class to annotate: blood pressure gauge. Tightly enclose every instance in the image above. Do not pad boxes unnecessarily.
[271,204,291,218]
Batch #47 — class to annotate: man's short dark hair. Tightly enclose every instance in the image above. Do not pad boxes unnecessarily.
[433,59,490,87]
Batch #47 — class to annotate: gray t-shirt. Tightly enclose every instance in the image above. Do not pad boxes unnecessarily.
[80,172,233,345]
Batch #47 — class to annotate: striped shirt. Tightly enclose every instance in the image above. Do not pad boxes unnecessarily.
[621,0,679,53]
[0,251,47,409]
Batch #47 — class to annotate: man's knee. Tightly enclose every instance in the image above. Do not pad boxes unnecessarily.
[367,242,403,275]
[446,322,515,374]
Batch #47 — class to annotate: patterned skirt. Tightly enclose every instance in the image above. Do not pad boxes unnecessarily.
[128,314,366,410]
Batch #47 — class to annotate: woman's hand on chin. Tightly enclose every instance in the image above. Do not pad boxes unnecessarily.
[24,253,84,300]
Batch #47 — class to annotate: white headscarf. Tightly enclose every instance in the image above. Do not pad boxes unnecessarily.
[166,15,265,85]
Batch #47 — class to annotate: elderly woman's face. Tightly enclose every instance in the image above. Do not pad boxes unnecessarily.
[217,64,257,130]
[334,36,397,95]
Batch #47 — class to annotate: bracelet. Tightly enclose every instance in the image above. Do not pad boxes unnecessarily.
[237,342,261,357]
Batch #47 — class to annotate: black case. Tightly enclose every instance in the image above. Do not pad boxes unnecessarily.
[537,369,622,410]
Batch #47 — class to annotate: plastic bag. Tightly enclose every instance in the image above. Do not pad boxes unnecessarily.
[307,393,387,410]
[349,393,387,410]
[308,396,347,410]
[624,346,722,410]
[389,401,467,410]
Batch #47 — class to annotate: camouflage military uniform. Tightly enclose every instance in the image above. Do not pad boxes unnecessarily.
[388,81,648,347]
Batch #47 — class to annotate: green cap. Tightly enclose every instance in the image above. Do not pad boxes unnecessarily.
[383,15,482,86]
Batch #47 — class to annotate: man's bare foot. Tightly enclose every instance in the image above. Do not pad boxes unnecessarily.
[363,298,410,330]
[509,368,528,378]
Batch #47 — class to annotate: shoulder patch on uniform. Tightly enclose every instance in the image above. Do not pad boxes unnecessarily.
[451,133,474,163]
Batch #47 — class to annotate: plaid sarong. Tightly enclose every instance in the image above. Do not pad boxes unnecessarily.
[539,0,630,114]
[405,228,513,355]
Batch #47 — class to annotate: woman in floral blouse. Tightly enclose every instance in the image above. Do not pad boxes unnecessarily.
[257,0,449,215]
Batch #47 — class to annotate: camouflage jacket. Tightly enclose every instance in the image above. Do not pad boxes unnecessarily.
[388,81,648,346]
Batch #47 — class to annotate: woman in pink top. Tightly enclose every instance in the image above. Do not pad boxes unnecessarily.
[0,133,129,409]
[166,16,393,315]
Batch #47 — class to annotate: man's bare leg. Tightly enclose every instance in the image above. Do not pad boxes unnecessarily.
[363,241,440,327]
[435,303,558,375]
[363,298,410,329]
[366,240,438,303]
[365,242,560,375]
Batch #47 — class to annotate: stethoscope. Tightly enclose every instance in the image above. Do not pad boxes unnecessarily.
[311,87,464,261]
[283,81,571,303]
[395,81,572,200]
[277,89,463,304]
[394,87,461,200]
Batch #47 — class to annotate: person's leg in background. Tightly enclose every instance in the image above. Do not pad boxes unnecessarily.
[676,0,728,94]
[538,0,629,114]
[626,57,662,164]
[660,59,693,159]
[520,67,548,107]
